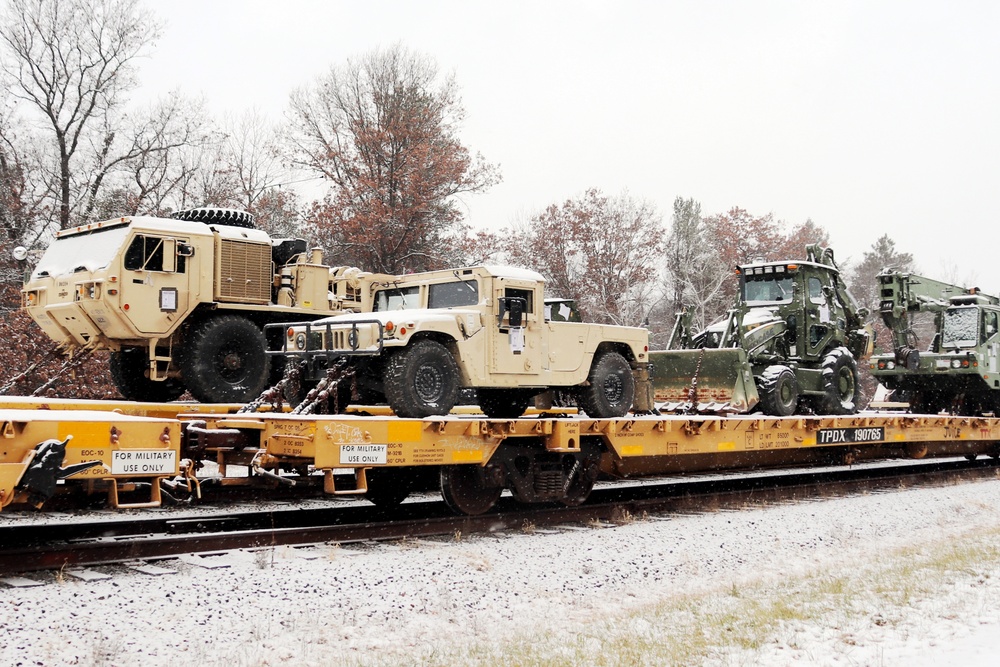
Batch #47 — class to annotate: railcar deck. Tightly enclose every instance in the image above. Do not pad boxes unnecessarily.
[1,397,998,512]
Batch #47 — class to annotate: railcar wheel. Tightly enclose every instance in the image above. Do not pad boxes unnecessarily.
[477,388,535,419]
[814,347,859,415]
[577,351,635,418]
[757,365,799,416]
[364,468,416,508]
[180,315,269,403]
[440,465,503,515]
[384,339,460,418]
[110,347,186,402]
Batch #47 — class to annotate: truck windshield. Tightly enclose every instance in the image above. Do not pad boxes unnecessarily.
[374,286,420,311]
[942,306,979,348]
[743,276,793,304]
[428,280,478,309]
[31,225,131,279]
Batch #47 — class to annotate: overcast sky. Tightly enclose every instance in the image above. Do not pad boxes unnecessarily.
[138,1,1000,291]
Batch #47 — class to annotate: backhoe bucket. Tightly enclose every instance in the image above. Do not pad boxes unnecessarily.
[649,348,759,414]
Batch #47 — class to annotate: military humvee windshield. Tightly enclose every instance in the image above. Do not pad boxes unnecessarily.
[374,285,420,311]
[743,275,793,304]
[428,280,478,308]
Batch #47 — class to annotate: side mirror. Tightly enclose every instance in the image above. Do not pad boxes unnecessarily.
[498,296,526,328]
[508,298,524,328]
[177,243,194,257]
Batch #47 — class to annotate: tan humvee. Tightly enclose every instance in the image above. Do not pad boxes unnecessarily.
[21,208,388,403]
[269,265,650,418]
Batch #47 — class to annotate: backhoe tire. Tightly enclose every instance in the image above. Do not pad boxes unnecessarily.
[383,339,460,418]
[478,388,535,419]
[577,351,635,418]
[180,315,269,404]
[815,347,860,415]
[757,365,799,416]
[110,347,186,402]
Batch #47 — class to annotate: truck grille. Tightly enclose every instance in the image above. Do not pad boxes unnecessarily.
[218,240,271,303]
[329,330,348,349]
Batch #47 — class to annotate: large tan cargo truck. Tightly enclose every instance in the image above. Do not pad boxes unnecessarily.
[21,208,384,403]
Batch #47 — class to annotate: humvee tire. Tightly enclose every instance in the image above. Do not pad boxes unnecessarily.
[577,351,634,418]
[383,339,460,418]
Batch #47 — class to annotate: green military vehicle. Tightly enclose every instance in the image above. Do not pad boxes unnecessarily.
[652,245,873,416]
[870,270,1000,414]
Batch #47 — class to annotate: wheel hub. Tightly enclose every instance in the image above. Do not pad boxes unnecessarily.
[837,369,854,400]
[602,374,624,403]
[414,365,444,402]
[222,351,243,371]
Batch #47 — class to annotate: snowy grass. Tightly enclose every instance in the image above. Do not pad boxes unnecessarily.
[336,526,1000,667]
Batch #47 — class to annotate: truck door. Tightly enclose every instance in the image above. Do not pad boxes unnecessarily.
[491,283,543,375]
[984,310,999,375]
[804,274,835,358]
[118,233,192,335]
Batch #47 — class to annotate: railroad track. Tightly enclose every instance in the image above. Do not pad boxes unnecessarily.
[3,458,998,576]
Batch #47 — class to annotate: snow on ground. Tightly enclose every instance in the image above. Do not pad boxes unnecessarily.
[3,477,1000,666]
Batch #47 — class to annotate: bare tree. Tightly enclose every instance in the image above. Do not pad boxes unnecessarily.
[0,0,161,229]
[0,96,54,250]
[506,188,664,326]
[82,94,213,219]
[660,197,729,334]
[287,43,500,272]
[223,110,286,210]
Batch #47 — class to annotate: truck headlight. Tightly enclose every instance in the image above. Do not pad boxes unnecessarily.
[295,332,307,350]
[952,358,962,369]
[886,361,895,370]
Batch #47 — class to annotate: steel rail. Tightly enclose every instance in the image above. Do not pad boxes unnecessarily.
[2,459,998,575]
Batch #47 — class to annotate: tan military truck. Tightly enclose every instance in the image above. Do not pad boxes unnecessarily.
[268,265,651,418]
[21,208,386,403]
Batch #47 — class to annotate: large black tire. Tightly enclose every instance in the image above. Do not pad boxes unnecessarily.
[383,339,460,418]
[109,348,186,402]
[180,315,269,403]
[577,351,635,418]
[477,388,535,419]
[757,365,799,416]
[171,207,255,229]
[814,347,860,415]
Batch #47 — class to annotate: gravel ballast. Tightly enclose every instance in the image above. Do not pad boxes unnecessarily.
[3,477,1000,665]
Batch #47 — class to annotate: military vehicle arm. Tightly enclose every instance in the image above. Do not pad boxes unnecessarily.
[875,269,969,368]
[806,244,869,329]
